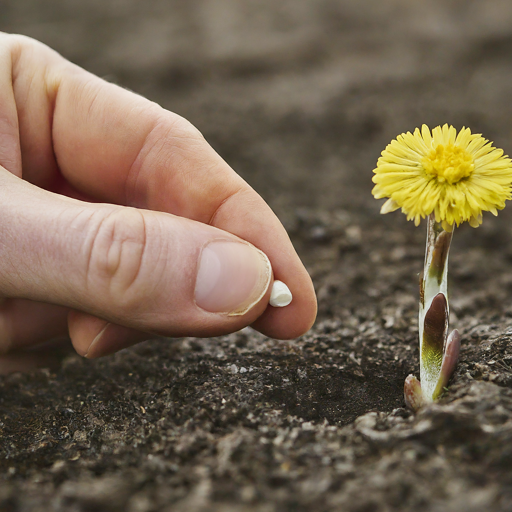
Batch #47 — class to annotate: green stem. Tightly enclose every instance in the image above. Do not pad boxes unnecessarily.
[419,214,453,401]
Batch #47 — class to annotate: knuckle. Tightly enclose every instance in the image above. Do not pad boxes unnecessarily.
[169,114,204,140]
[4,33,41,56]
[86,208,148,308]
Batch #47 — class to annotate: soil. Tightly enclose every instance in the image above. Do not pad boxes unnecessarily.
[3,1,512,510]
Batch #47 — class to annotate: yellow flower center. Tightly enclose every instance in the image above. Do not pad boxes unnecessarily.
[422,144,474,184]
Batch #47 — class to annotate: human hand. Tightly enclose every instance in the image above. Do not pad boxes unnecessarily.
[0,33,317,367]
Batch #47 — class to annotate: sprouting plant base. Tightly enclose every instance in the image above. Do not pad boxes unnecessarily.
[404,214,461,410]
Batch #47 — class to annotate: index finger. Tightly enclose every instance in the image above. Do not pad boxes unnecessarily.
[9,34,317,339]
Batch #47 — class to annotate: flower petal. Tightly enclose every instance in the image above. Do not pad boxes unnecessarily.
[372,124,512,227]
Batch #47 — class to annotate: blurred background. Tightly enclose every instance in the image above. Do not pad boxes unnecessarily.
[3,0,512,312]
[3,0,512,215]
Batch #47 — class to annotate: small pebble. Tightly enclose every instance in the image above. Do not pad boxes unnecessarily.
[269,280,293,307]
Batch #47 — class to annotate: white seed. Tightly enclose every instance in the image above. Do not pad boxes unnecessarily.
[269,280,292,307]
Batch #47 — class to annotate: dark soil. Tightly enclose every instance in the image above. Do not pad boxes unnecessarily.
[3,1,512,510]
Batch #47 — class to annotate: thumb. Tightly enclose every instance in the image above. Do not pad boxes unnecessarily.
[0,171,273,351]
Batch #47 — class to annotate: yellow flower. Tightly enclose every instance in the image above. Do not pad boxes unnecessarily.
[372,124,512,230]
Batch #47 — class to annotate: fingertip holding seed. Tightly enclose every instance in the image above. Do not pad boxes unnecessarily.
[269,280,292,308]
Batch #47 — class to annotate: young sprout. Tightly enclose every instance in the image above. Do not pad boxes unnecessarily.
[372,124,512,409]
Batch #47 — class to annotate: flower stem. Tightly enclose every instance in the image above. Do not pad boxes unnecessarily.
[405,215,462,409]
[419,214,453,402]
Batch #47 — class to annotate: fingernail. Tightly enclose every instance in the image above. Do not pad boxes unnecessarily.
[195,240,272,316]
[84,322,110,358]
[86,323,150,359]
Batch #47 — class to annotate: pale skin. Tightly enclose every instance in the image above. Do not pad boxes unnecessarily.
[0,33,317,371]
